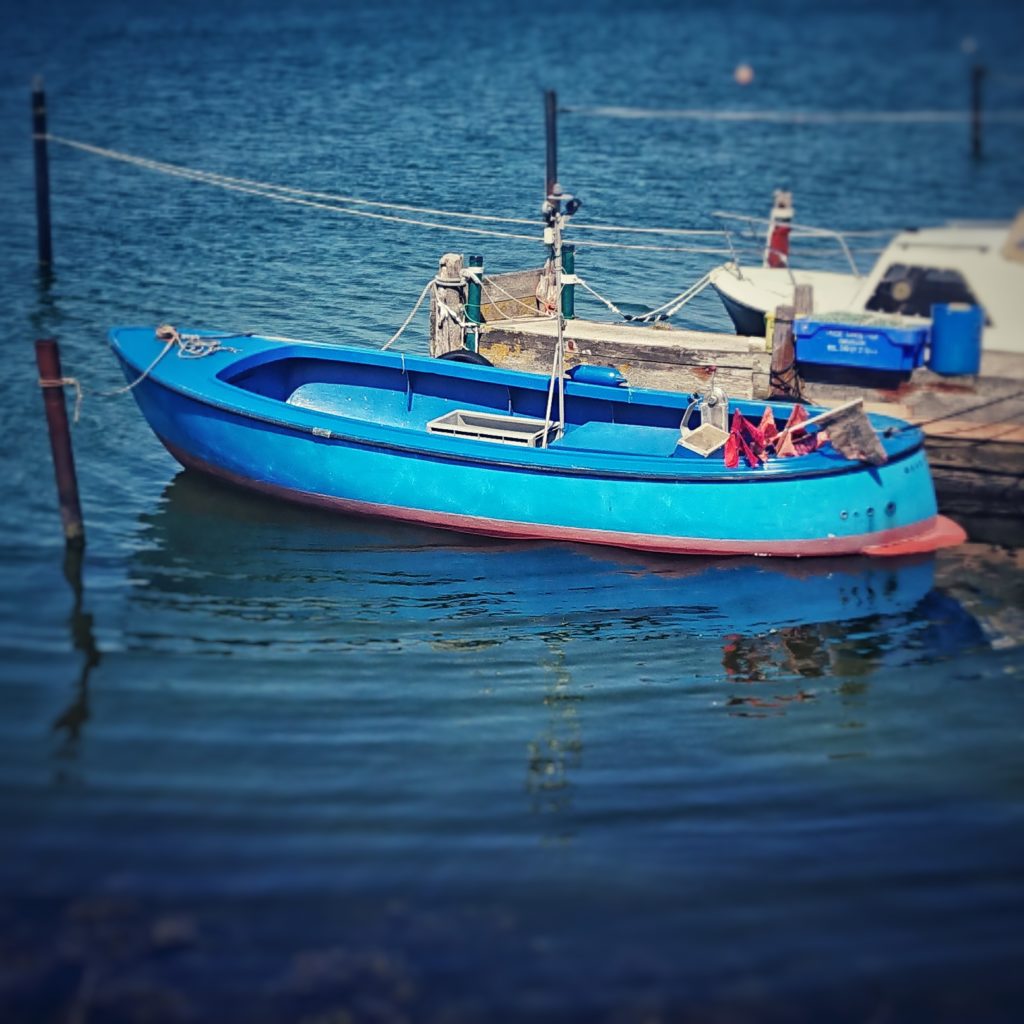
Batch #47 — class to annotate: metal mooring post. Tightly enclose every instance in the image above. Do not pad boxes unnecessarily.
[32,76,54,270]
[545,89,558,204]
[464,254,484,352]
[35,339,84,546]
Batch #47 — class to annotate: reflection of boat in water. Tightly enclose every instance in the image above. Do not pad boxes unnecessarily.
[131,473,980,649]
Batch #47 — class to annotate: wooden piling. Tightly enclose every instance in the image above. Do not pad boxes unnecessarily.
[429,252,466,357]
[793,283,813,320]
[971,64,985,159]
[35,339,84,546]
[31,76,53,270]
[769,303,799,399]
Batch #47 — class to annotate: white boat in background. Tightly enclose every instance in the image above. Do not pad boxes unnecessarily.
[708,206,1024,367]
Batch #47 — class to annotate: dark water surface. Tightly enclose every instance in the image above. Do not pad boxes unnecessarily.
[1,1,1023,1021]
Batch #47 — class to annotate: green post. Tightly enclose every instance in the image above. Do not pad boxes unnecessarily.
[560,245,575,320]
[465,253,484,352]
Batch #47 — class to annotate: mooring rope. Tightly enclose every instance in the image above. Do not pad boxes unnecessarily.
[627,273,713,322]
[45,134,735,255]
[380,279,435,351]
[36,326,247,425]
[465,268,559,321]
[46,135,545,244]
[380,276,481,351]
[886,387,1024,435]
[38,376,83,423]
[107,325,244,395]
[572,271,714,323]
[574,277,628,319]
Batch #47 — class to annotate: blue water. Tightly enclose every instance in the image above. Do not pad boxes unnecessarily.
[1,1,1023,1021]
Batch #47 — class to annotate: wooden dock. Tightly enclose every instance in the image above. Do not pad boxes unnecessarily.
[432,258,1023,540]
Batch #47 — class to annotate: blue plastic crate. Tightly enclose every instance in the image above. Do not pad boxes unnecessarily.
[794,317,927,372]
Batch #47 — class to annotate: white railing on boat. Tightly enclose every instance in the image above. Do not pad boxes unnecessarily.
[712,210,894,279]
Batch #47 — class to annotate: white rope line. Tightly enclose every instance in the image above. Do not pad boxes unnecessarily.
[39,327,244,424]
[574,237,732,255]
[574,272,713,323]
[564,105,1024,124]
[569,223,729,238]
[46,134,734,255]
[575,278,628,318]
[106,326,241,395]
[48,134,542,228]
[380,278,434,351]
[46,135,544,243]
[629,273,713,322]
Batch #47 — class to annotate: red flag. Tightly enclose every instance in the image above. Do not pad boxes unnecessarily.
[738,432,761,468]
[724,432,739,468]
[784,404,808,434]
[776,430,798,458]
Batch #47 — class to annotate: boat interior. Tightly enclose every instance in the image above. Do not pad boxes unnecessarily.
[223,353,739,459]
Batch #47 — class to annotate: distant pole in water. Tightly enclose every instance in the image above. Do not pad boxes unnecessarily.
[545,89,558,205]
[35,339,84,546]
[31,75,53,270]
[971,63,986,159]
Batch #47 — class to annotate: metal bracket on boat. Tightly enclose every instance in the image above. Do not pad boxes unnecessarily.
[677,391,731,457]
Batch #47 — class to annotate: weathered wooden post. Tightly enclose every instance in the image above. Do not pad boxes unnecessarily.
[769,304,798,399]
[429,252,465,357]
[971,63,986,160]
[560,244,576,319]
[32,75,53,270]
[464,254,484,352]
[35,339,85,546]
[793,283,813,320]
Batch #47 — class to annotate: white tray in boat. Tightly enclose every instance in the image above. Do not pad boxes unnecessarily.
[678,423,730,457]
[427,409,560,447]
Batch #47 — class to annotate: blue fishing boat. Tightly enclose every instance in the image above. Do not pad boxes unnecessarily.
[108,326,965,558]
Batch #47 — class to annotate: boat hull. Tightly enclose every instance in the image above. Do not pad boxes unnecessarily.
[162,436,961,557]
[110,330,960,558]
[713,288,767,337]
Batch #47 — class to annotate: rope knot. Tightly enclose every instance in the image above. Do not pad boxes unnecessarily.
[38,376,83,423]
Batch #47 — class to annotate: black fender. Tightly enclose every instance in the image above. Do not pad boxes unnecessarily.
[438,349,493,367]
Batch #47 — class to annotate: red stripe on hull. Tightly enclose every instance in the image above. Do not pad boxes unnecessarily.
[162,440,964,558]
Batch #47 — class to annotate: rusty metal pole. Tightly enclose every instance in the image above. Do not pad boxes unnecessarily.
[35,339,84,546]
[32,76,53,270]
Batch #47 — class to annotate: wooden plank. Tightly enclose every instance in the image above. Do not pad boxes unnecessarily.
[793,283,814,318]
